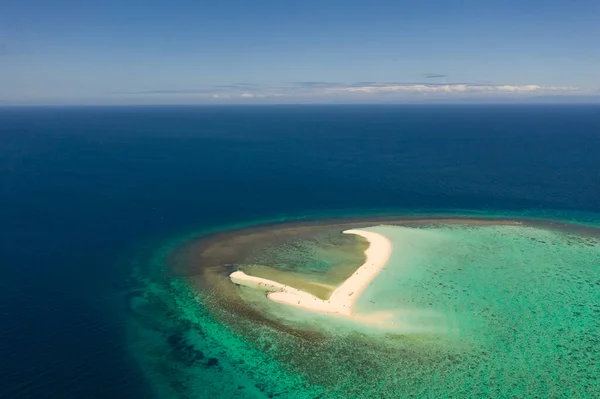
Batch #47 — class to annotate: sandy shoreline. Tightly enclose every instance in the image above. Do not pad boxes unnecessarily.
[173,215,599,332]
[230,229,392,316]
[170,215,583,279]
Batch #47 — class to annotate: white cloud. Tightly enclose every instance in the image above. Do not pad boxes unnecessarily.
[327,84,579,95]
[117,82,591,104]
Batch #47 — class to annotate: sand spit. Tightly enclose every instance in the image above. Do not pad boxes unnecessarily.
[229,229,392,316]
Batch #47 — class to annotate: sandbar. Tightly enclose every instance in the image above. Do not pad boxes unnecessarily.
[229,229,392,316]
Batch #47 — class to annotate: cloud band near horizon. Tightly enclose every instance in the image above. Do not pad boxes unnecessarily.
[111,81,586,101]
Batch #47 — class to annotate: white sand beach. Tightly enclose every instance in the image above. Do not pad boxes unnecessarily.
[229,229,392,316]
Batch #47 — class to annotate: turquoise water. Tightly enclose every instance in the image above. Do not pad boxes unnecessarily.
[127,226,325,399]
[355,224,600,397]
[129,218,600,398]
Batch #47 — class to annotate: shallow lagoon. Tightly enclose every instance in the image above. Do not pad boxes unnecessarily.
[129,218,600,398]
[356,224,600,397]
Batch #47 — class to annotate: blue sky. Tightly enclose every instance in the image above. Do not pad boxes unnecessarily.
[1,0,599,105]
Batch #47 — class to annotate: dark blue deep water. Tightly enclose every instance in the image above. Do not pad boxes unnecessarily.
[1,105,599,398]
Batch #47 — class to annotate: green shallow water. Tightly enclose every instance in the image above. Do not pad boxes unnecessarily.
[356,225,600,397]
[128,218,600,398]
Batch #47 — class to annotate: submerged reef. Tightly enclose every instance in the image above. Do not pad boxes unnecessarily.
[128,216,600,398]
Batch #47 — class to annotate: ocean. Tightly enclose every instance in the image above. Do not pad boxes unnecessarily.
[1,105,599,398]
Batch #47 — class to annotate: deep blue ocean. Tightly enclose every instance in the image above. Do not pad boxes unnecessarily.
[1,105,600,398]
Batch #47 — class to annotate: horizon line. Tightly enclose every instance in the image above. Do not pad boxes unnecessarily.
[2,102,600,109]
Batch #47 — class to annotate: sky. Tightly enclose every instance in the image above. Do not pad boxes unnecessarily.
[1,0,599,105]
